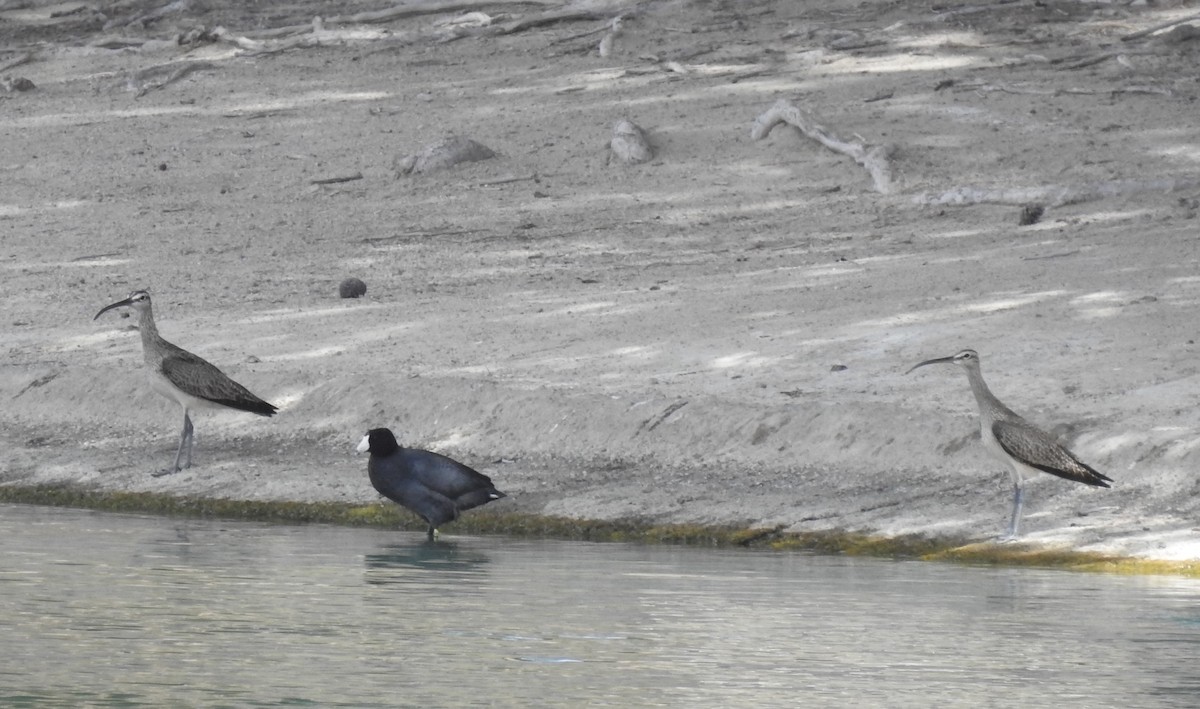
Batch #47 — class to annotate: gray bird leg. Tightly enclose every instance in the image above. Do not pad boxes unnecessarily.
[1005,482,1024,540]
[156,411,193,477]
[181,412,194,470]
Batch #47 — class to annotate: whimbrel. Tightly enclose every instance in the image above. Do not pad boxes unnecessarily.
[94,290,277,476]
[356,428,506,540]
[907,349,1111,539]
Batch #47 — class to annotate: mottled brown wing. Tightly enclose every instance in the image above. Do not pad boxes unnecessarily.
[161,347,276,415]
[992,419,1110,487]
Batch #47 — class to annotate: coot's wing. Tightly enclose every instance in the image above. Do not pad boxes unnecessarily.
[402,449,502,500]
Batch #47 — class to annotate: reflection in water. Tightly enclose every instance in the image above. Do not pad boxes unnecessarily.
[364,540,491,585]
[1,504,1200,708]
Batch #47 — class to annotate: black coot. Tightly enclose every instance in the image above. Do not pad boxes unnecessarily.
[357,428,506,539]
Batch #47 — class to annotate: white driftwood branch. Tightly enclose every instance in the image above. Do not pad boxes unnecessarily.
[212,26,267,51]
[953,79,1173,98]
[495,7,610,34]
[214,21,400,55]
[121,60,216,97]
[1121,10,1200,42]
[212,2,591,53]
[915,176,1200,207]
[751,99,894,194]
[394,136,496,175]
[244,0,562,39]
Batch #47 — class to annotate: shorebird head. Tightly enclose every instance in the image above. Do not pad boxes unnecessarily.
[357,428,400,456]
[94,290,152,320]
[906,348,980,375]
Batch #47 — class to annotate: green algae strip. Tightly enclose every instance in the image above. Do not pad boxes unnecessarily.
[2,483,1196,577]
[922,543,1200,577]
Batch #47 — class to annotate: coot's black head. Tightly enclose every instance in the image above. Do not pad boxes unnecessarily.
[357,427,400,456]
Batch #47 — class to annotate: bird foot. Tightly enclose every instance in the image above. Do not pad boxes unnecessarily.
[151,467,183,478]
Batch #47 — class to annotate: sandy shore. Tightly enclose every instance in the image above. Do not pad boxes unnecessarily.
[3,0,1200,561]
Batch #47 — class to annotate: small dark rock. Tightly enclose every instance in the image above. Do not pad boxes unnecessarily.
[2,76,36,92]
[339,277,367,299]
[1019,203,1044,226]
[830,364,848,372]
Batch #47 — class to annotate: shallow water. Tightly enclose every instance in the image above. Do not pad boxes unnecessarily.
[1,504,1199,708]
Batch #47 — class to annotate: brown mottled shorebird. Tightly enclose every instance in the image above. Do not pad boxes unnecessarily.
[907,349,1111,539]
[95,290,277,476]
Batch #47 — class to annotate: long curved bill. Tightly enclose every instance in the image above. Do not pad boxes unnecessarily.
[905,355,956,375]
[93,296,134,321]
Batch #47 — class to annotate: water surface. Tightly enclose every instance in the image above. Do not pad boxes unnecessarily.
[1,503,1198,707]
